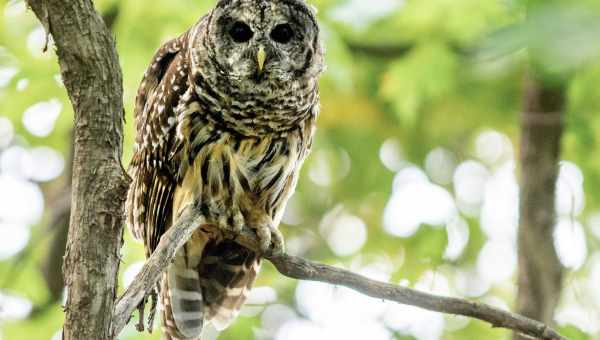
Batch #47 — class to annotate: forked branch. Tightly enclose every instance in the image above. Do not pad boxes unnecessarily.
[112,207,566,340]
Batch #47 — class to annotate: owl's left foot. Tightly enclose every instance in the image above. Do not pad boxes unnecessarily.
[254,222,284,256]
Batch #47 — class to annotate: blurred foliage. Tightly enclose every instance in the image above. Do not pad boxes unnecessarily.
[1,0,600,339]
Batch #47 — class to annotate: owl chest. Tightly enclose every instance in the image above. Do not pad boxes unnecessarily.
[184,131,303,208]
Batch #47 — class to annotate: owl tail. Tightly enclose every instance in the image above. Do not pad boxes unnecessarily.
[160,239,260,339]
[161,248,205,340]
[200,240,260,330]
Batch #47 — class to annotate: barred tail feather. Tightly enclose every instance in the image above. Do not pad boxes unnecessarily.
[161,239,259,338]
[162,246,206,340]
[199,240,260,331]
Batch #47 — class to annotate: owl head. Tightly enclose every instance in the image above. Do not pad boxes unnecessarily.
[192,0,323,91]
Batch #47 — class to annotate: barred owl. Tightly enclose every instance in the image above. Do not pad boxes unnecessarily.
[125,1,323,339]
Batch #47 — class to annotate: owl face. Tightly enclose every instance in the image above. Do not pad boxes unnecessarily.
[203,0,322,87]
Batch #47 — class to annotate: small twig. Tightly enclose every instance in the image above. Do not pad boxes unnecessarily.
[111,206,566,340]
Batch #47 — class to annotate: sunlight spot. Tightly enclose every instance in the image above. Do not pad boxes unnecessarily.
[22,99,62,137]
[261,304,297,335]
[379,138,405,172]
[0,291,33,320]
[296,278,388,327]
[16,78,28,91]
[415,271,450,296]
[4,0,26,18]
[425,147,456,186]
[284,233,317,257]
[0,145,28,177]
[555,161,585,217]
[295,281,334,322]
[0,66,18,88]
[0,222,29,260]
[278,310,391,340]
[247,287,277,305]
[554,218,587,269]
[454,267,490,297]
[480,162,519,242]
[24,147,65,182]
[445,315,470,332]
[384,303,444,340]
[444,217,470,261]
[475,130,513,166]
[477,240,516,284]
[331,0,404,29]
[281,194,304,226]
[392,166,428,191]
[27,26,53,58]
[51,330,63,340]
[54,74,64,87]
[0,117,14,148]
[122,261,144,288]
[308,148,351,187]
[453,160,490,217]
[320,207,367,256]
[555,305,600,334]
[385,167,456,237]
[0,174,44,225]
[276,319,328,340]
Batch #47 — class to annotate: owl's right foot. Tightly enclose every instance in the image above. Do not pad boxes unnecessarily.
[254,221,284,257]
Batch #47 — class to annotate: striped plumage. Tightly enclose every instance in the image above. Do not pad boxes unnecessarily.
[125,1,323,339]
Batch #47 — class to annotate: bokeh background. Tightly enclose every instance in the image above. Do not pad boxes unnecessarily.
[1,0,600,339]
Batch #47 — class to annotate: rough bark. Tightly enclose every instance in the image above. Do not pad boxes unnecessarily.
[26,1,129,340]
[514,72,565,340]
[39,5,121,307]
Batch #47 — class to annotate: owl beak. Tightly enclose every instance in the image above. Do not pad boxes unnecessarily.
[257,45,266,74]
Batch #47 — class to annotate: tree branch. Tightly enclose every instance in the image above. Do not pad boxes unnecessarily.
[112,209,566,340]
[26,1,129,339]
[514,72,566,340]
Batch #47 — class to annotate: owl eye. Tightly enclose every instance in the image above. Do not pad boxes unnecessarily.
[229,21,254,43]
[270,23,294,44]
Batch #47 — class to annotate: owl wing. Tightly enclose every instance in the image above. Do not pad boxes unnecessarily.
[126,32,190,255]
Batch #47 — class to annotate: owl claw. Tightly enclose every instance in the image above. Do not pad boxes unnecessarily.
[255,223,284,257]
[268,228,285,256]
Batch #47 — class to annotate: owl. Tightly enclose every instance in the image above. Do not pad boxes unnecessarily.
[125,0,324,339]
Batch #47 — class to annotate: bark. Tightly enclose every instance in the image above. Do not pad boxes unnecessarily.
[514,72,565,340]
[26,1,129,340]
[39,5,121,307]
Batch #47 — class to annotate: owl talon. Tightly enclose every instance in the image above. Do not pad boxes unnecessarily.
[268,228,285,256]
[255,224,284,256]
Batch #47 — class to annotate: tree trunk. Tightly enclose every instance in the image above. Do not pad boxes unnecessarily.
[26,1,129,339]
[514,72,565,340]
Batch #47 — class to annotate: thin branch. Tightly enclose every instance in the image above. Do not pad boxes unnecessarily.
[112,209,566,340]
[111,206,203,336]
